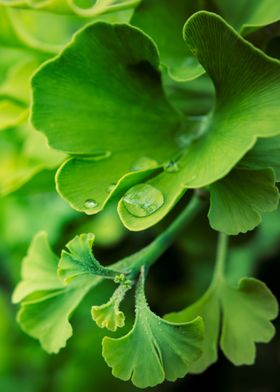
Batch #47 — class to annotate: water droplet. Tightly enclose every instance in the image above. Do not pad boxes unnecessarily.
[84,199,98,209]
[164,160,179,173]
[107,183,116,193]
[123,184,164,217]
[131,156,158,171]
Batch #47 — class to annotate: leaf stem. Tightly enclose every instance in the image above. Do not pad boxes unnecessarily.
[212,232,228,283]
[114,195,204,277]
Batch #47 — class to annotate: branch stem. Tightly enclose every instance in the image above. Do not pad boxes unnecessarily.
[212,232,228,283]
[114,195,204,277]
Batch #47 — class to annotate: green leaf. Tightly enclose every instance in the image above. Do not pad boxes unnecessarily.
[92,284,128,331]
[208,168,279,235]
[131,0,280,82]
[177,11,280,188]
[240,136,280,181]
[58,232,119,283]
[211,0,280,35]
[220,277,278,365]
[56,154,160,214]
[118,168,187,231]
[12,231,63,303]
[166,276,278,372]
[32,12,280,232]
[31,22,180,155]
[166,287,220,374]
[131,0,205,81]
[102,268,204,388]
[13,231,101,353]
[32,22,183,215]
[120,11,280,230]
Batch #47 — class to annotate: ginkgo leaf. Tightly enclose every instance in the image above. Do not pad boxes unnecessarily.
[56,153,160,214]
[92,284,128,331]
[118,167,187,231]
[166,276,278,372]
[208,168,279,235]
[102,268,204,388]
[220,277,278,365]
[31,12,280,232]
[212,0,280,35]
[119,11,280,230]
[240,136,280,181]
[131,0,205,82]
[31,22,182,215]
[166,287,220,374]
[12,231,63,303]
[131,0,280,81]
[176,11,280,188]
[31,22,181,156]
[58,232,119,283]
[13,231,102,353]
[17,280,96,353]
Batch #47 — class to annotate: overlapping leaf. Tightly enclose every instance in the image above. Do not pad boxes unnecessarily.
[166,277,278,372]
[119,12,280,230]
[103,269,204,388]
[32,22,182,216]
[31,12,280,233]
[92,284,128,331]
[13,231,102,353]
[208,168,279,235]
[131,0,280,81]
[240,136,280,181]
[58,232,119,283]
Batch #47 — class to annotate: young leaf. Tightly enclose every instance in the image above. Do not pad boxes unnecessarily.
[102,269,204,388]
[208,168,279,235]
[12,231,64,303]
[13,232,102,353]
[92,284,129,331]
[166,276,278,372]
[58,233,119,283]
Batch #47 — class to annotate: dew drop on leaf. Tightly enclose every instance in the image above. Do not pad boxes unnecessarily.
[130,156,158,171]
[123,184,164,217]
[107,183,116,193]
[84,199,98,209]
[164,160,179,173]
